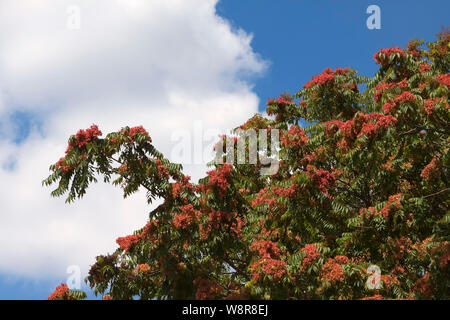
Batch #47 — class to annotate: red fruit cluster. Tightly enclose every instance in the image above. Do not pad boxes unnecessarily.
[266,95,293,106]
[303,67,349,89]
[373,78,407,102]
[193,277,223,300]
[281,125,308,148]
[208,209,232,229]
[321,258,345,284]
[251,240,281,259]
[116,234,140,252]
[419,63,431,73]
[121,126,151,142]
[391,236,412,261]
[251,258,287,282]
[360,193,402,220]
[136,264,150,274]
[374,47,405,65]
[250,239,286,282]
[436,74,450,87]
[424,98,436,115]
[324,113,397,149]
[172,204,201,230]
[382,92,416,113]
[380,193,403,219]
[413,273,433,299]
[171,176,193,199]
[301,244,321,269]
[251,186,297,208]
[55,157,72,173]
[230,216,245,238]
[306,165,335,198]
[66,124,102,153]
[420,157,442,181]
[200,164,233,198]
[48,283,70,300]
[154,159,169,178]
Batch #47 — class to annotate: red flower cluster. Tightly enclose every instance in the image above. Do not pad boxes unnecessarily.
[379,193,403,219]
[239,114,270,130]
[419,63,431,73]
[48,283,71,300]
[55,157,72,173]
[334,255,349,264]
[66,124,102,153]
[374,47,405,65]
[306,165,335,198]
[396,91,416,104]
[357,114,397,139]
[360,194,402,220]
[201,163,233,197]
[413,273,433,299]
[118,164,127,174]
[301,244,321,269]
[382,92,416,113]
[303,67,348,89]
[321,258,345,284]
[209,209,232,229]
[436,74,450,87]
[193,277,223,300]
[251,258,287,282]
[154,159,169,178]
[172,204,201,230]
[116,234,140,252]
[324,113,397,150]
[425,97,448,114]
[424,98,436,115]
[102,294,113,300]
[373,78,407,102]
[136,264,150,274]
[392,236,412,260]
[281,125,309,148]
[251,240,281,259]
[380,273,400,290]
[266,95,293,106]
[251,186,297,208]
[171,176,194,198]
[420,157,441,181]
[230,216,245,238]
[120,125,151,143]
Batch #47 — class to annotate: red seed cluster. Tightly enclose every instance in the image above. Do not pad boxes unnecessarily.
[66,124,102,153]
[48,283,70,300]
[193,277,223,300]
[374,47,405,65]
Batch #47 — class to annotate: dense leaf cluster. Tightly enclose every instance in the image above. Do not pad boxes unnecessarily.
[45,30,449,300]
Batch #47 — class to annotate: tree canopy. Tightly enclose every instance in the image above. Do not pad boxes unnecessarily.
[45,29,449,300]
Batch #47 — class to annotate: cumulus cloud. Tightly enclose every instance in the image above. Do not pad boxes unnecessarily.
[0,0,266,281]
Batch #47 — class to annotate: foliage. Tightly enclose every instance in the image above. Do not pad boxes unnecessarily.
[45,30,449,300]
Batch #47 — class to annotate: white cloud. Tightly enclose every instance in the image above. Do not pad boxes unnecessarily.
[0,0,266,281]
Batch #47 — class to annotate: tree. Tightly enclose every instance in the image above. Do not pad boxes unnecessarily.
[45,29,449,300]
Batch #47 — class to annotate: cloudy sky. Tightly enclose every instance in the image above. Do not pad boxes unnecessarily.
[0,0,448,299]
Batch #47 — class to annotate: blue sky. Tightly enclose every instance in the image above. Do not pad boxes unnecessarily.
[218,0,449,112]
[0,0,448,300]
